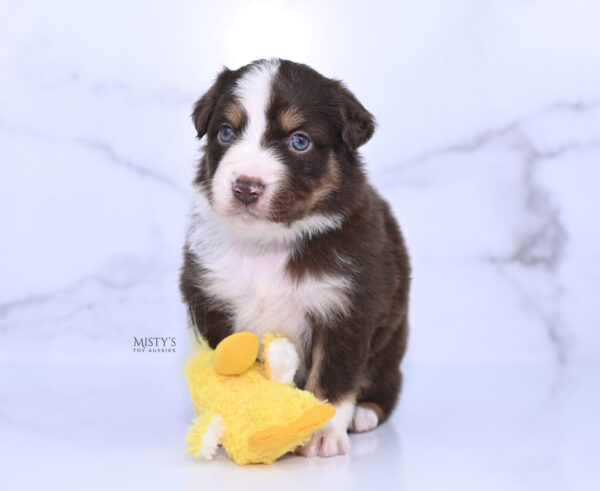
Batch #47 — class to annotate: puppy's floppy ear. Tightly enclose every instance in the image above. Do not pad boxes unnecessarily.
[336,82,376,150]
[192,67,233,139]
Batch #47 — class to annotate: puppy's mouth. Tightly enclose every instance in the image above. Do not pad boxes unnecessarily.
[229,202,266,220]
[217,193,276,224]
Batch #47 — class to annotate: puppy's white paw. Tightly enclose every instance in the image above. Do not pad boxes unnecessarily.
[265,338,299,385]
[351,406,379,433]
[320,429,350,457]
[297,427,350,458]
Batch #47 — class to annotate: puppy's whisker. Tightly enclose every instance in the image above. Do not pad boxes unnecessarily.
[196,178,215,189]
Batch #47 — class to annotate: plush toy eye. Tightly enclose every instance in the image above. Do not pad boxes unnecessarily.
[290,133,310,151]
[218,124,235,143]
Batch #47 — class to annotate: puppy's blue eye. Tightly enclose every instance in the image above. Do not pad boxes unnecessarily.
[219,125,235,143]
[290,133,310,151]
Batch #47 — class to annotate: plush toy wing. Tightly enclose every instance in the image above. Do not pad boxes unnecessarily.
[249,404,335,452]
[186,412,225,460]
[261,334,301,384]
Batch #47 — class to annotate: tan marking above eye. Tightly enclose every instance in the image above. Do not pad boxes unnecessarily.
[223,102,246,128]
[279,107,305,133]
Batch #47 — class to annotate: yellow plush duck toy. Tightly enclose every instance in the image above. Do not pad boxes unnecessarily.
[184,331,335,465]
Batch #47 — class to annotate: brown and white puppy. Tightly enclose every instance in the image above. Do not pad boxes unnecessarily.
[180,59,410,458]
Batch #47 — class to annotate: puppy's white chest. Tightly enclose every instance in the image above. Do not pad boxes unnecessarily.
[214,249,304,337]
[202,246,342,350]
[187,205,352,358]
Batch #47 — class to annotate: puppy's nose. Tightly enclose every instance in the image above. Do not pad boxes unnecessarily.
[232,176,265,205]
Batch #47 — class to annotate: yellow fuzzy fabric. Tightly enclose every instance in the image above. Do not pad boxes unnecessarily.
[184,333,335,465]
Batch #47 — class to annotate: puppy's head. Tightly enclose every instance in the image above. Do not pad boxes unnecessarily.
[192,59,374,239]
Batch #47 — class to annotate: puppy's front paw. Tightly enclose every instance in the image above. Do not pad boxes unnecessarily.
[296,427,350,458]
[265,338,299,385]
[320,429,350,457]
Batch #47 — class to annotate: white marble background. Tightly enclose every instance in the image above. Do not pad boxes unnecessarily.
[1,0,599,364]
[1,1,599,489]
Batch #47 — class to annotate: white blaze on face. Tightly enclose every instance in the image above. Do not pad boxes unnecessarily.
[211,60,284,219]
